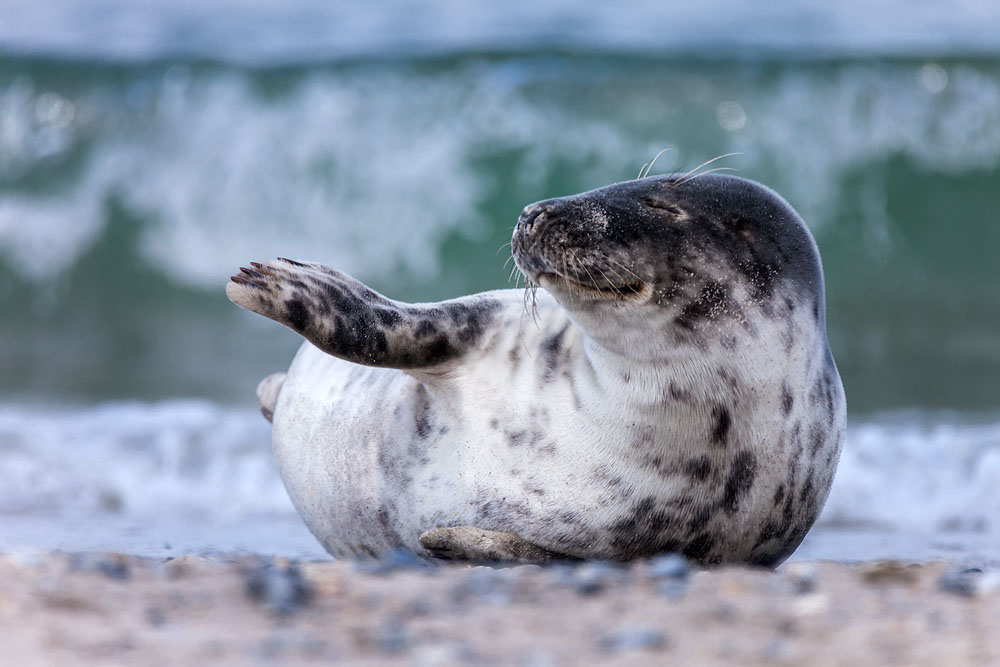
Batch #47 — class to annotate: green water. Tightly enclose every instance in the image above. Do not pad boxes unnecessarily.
[1,54,998,415]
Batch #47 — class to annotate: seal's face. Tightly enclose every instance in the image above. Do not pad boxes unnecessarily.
[512,173,822,351]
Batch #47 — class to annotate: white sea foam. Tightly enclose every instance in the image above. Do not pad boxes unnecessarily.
[1,401,998,539]
[820,413,1000,532]
[0,401,292,519]
[1,62,999,287]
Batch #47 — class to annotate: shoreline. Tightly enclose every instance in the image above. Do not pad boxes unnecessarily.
[3,552,998,665]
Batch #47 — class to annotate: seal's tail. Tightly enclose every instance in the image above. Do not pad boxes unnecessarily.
[256,372,286,423]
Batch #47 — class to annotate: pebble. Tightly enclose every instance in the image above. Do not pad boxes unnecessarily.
[598,627,667,652]
[647,553,690,580]
[372,619,409,653]
[937,569,980,597]
[858,561,920,585]
[244,563,313,615]
[145,607,167,627]
[161,555,216,579]
[565,561,623,596]
[783,563,818,595]
[656,579,688,600]
[70,553,130,581]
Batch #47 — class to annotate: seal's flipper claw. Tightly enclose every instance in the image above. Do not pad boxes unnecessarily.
[419,526,571,564]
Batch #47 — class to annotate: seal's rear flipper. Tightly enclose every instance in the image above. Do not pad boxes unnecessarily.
[419,526,573,564]
[256,372,285,423]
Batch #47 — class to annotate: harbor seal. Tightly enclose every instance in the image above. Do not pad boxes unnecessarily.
[227,173,846,567]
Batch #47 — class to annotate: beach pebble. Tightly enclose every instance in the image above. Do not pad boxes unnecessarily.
[783,563,818,595]
[145,607,167,627]
[244,563,313,615]
[647,553,690,580]
[71,553,130,581]
[405,597,434,616]
[372,619,409,653]
[161,555,216,579]
[937,569,980,597]
[858,561,920,585]
[565,561,623,596]
[598,627,667,652]
[656,579,688,600]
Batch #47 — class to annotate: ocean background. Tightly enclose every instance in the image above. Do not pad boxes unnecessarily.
[1,0,999,563]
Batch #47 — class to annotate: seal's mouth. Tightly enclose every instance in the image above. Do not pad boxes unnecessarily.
[536,272,649,301]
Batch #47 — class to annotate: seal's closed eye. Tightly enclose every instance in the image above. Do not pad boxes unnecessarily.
[641,197,684,217]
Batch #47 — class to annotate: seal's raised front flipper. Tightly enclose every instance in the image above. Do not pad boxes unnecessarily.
[226,258,501,373]
[256,372,285,423]
[419,527,573,564]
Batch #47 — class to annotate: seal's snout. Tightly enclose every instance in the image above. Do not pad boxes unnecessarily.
[518,202,551,237]
[518,197,574,237]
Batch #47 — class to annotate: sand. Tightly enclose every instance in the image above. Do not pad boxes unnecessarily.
[2,552,999,666]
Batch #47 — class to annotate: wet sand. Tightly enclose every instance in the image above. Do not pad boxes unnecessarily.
[2,553,999,665]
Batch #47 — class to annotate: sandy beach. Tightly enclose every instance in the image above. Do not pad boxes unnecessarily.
[4,3,1000,667]
[3,552,998,666]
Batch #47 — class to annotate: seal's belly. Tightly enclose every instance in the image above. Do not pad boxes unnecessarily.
[272,341,844,567]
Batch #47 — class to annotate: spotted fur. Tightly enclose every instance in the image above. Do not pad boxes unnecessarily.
[227,173,846,567]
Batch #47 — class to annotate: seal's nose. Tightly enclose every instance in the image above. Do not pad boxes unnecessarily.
[518,200,563,236]
[518,204,546,236]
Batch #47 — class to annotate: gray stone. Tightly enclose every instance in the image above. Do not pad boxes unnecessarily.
[647,553,690,580]
[938,569,980,597]
[244,563,313,615]
[599,627,667,652]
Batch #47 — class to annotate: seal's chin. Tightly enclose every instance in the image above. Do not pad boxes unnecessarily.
[536,272,650,302]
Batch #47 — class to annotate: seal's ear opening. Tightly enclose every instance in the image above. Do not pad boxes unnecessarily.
[641,197,685,218]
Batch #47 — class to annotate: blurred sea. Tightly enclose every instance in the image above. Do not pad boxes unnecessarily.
[1,0,999,562]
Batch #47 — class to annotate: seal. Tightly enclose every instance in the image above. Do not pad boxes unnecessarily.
[226,173,846,567]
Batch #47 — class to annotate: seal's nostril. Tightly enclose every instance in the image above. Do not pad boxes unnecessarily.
[520,200,566,235]
[519,205,546,234]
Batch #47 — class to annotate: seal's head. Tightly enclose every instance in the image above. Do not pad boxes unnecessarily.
[512,174,825,354]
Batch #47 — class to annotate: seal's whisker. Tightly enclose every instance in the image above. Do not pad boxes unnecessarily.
[674,166,739,187]
[671,152,743,187]
[496,242,512,256]
[530,282,540,325]
[606,265,633,289]
[592,263,624,297]
[521,277,540,326]
[608,258,642,282]
[638,148,672,180]
[571,250,609,295]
